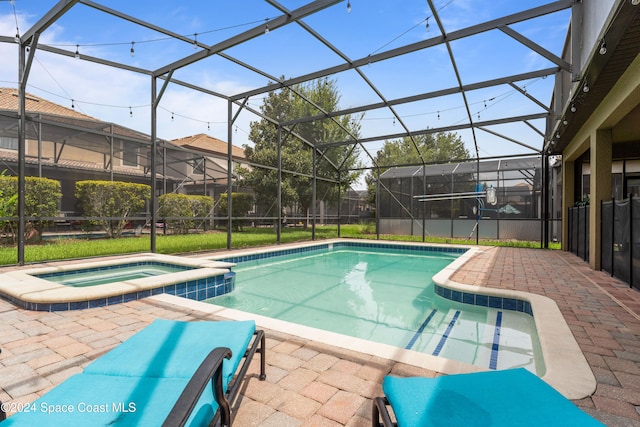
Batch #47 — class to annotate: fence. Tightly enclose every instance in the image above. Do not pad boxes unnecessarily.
[601,196,640,289]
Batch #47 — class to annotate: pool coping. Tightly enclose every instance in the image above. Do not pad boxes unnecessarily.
[0,253,233,306]
[195,238,596,400]
[431,247,597,400]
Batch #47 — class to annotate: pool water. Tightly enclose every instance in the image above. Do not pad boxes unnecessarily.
[210,247,542,373]
[35,262,193,287]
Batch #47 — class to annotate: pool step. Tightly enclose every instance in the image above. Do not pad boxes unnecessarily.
[407,308,504,369]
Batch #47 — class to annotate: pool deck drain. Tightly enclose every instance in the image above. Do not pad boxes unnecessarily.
[1,245,640,426]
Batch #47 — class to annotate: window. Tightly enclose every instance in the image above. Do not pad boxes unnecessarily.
[0,137,18,150]
[193,159,205,175]
[123,144,138,167]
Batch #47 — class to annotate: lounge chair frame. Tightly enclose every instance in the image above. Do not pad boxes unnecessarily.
[372,396,395,427]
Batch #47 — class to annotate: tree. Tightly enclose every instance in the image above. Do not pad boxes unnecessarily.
[218,193,254,231]
[236,77,363,225]
[366,132,470,205]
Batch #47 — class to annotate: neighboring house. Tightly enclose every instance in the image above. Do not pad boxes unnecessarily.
[0,88,244,214]
[170,133,248,200]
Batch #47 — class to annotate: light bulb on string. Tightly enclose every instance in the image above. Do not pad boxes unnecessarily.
[171,112,174,122]
[71,99,75,109]
[347,0,351,13]
[570,103,577,113]
[193,33,198,49]
[129,107,133,118]
[599,39,607,55]
[264,22,270,34]
[74,45,80,59]
[207,122,210,131]
[130,42,135,57]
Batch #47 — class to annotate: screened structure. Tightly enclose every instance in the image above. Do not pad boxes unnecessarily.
[378,156,561,241]
[1,0,635,266]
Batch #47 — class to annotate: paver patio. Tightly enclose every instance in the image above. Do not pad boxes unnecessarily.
[1,246,640,426]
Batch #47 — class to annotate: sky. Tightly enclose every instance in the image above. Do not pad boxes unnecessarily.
[0,0,571,189]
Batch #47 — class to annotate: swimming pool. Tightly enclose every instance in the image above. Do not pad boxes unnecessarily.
[208,242,543,374]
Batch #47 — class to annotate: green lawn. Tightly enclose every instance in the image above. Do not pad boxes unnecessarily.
[0,224,559,266]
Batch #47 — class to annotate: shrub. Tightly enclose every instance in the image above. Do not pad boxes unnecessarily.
[75,181,150,238]
[158,193,213,234]
[0,175,61,242]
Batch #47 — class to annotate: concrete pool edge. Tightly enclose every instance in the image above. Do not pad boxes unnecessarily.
[432,247,597,400]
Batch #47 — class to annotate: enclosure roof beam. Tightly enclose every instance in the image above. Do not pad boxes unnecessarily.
[508,82,551,112]
[317,113,548,149]
[476,126,541,153]
[231,0,572,101]
[153,0,344,77]
[35,43,153,75]
[21,0,79,44]
[281,67,558,127]
[498,25,571,72]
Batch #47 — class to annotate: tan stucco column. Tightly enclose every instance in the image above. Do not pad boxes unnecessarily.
[561,159,575,250]
[589,129,612,270]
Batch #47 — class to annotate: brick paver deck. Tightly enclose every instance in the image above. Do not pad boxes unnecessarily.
[2,247,640,426]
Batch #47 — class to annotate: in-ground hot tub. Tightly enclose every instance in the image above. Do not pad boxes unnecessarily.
[0,253,236,311]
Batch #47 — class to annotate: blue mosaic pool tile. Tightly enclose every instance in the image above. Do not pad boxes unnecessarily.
[187,280,197,294]
[175,283,187,296]
[451,290,463,303]
[151,287,164,296]
[108,295,123,305]
[503,298,518,311]
[89,298,107,308]
[462,292,475,305]
[434,284,533,317]
[489,296,503,309]
[137,289,151,299]
[475,294,489,307]
[70,301,88,310]
[123,292,137,303]
[50,302,69,311]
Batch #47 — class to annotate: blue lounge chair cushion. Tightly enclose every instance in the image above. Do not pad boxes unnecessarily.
[84,319,255,389]
[0,373,214,427]
[383,368,604,427]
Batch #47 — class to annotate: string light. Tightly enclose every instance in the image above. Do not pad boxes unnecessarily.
[193,33,198,49]
[425,17,430,31]
[71,99,75,109]
[129,106,133,117]
[171,112,174,121]
[570,103,577,113]
[130,42,135,57]
[347,1,351,13]
[583,80,590,93]
[264,21,270,34]
[207,122,210,131]
[599,39,607,55]
[74,45,80,59]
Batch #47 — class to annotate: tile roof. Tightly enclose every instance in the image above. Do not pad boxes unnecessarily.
[0,87,97,121]
[171,133,246,160]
